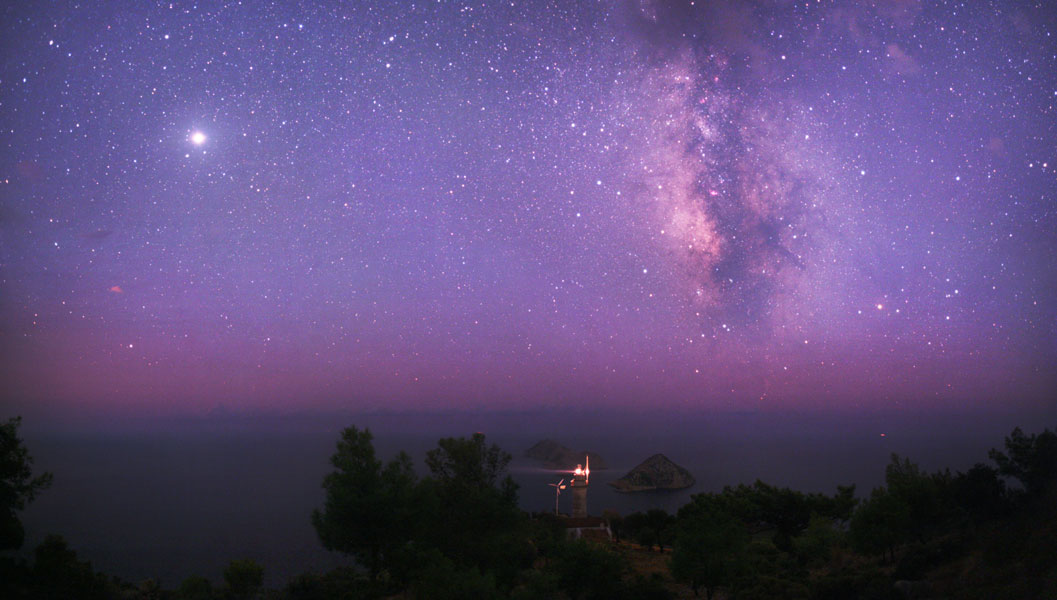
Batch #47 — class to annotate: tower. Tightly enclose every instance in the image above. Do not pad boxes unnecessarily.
[570,455,590,518]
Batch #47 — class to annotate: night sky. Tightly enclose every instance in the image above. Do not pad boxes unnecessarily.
[2,1,1055,417]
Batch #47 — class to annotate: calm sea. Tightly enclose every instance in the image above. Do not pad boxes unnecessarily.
[18,409,1036,587]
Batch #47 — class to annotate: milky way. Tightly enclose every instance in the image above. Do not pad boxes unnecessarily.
[621,49,824,332]
[1,1,1054,414]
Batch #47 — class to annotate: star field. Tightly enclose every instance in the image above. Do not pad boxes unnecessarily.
[1,1,1055,414]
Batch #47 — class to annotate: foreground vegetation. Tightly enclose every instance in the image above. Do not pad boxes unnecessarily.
[2,416,1055,599]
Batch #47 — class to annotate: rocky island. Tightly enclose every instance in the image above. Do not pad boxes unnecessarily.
[609,454,695,492]
[524,439,607,470]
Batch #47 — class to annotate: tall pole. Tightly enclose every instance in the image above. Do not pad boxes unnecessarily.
[549,479,565,515]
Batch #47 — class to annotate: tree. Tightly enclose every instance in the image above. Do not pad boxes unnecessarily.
[409,552,503,600]
[623,510,675,552]
[623,573,675,600]
[883,454,944,542]
[950,463,1008,522]
[418,433,529,588]
[547,539,627,600]
[31,534,107,600]
[671,496,750,599]
[721,481,809,544]
[848,487,907,562]
[828,484,859,525]
[989,426,1057,498]
[425,432,517,499]
[312,426,417,581]
[715,480,855,549]
[1,416,53,551]
[283,566,370,600]
[223,559,263,600]
[645,508,676,552]
[527,511,567,558]
[176,575,214,600]
[138,578,163,600]
[623,511,658,551]
[793,514,840,568]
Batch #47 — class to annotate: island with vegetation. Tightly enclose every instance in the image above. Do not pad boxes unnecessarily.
[610,453,695,492]
[524,439,607,470]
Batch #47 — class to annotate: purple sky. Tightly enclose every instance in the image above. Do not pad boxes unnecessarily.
[2,1,1055,417]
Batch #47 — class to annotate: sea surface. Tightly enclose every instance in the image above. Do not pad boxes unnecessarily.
[18,409,1037,587]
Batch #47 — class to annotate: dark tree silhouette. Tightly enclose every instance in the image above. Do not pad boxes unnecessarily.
[1,416,53,551]
[883,453,944,542]
[623,510,674,552]
[547,539,627,600]
[32,534,107,600]
[425,432,516,495]
[950,463,1008,522]
[989,426,1057,498]
[671,496,750,599]
[223,558,263,600]
[312,426,416,581]
[175,575,214,600]
[849,486,909,563]
[418,433,529,589]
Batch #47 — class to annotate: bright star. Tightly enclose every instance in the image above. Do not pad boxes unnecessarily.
[190,131,206,145]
